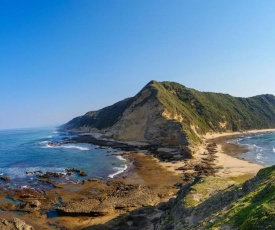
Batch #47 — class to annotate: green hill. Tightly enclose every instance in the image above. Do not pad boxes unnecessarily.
[61,80,275,146]
[209,165,275,229]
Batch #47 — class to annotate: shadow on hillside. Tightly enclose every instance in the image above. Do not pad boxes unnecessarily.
[82,204,165,230]
[82,172,264,229]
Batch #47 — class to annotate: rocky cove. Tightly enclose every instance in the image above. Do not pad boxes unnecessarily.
[0,133,184,229]
[0,130,266,229]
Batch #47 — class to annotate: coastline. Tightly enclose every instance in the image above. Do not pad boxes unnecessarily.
[53,152,183,229]
[108,154,128,179]
[158,129,274,181]
[203,128,275,139]
[46,128,275,228]
[202,129,275,178]
[0,151,182,229]
[0,128,274,229]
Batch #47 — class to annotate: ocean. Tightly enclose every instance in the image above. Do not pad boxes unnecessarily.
[0,127,127,188]
[1,128,275,189]
[230,132,275,166]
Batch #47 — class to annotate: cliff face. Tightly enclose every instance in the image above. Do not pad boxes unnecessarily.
[61,80,275,147]
[104,81,189,146]
[61,81,189,147]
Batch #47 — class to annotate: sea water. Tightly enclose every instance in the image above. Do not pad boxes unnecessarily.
[0,127,127,188]
[230,132,275,166]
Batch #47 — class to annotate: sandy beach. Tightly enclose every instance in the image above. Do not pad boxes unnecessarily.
[132,128,274,188]
[203,128,275,139]
[160,129,275,181]
[199,129,275,179]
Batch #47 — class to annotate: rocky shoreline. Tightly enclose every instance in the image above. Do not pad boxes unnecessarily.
[0,139,185,229]
[0,132,264,229]
[64,133,193,161]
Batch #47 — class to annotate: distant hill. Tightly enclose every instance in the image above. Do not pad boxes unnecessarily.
[61,80,275,147]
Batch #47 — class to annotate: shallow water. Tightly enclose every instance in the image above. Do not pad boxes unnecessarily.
[229,132,275,166]
[0,127,126,188]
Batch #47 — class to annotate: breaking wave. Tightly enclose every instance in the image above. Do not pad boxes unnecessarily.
[108,164,128,178]
[38,141,90,151]
[108,155,127,178]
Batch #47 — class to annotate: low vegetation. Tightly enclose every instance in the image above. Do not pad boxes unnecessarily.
[205,165,275,229]
[184,176,235,208]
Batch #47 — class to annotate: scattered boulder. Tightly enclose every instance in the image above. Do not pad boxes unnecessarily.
[13,218,34,230]
[0,176,11,182]
[0,218,34,230]
[79,170,87,176]
[37,171,64,179]
[66,168,87,177]
[25,170,42,175]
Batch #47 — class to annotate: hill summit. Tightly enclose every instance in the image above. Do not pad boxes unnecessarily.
[61,80,275,147]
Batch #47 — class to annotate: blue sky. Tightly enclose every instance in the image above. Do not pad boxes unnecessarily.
[1,0,275,129]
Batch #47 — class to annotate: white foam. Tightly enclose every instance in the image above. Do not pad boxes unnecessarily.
[273,148,275,153]
[57,144,90,151]
[21,185,29,189]
[242,143,262,150]
[38,141,49,145]
[108,155,128,178]
[0,167,66,179]
[116,155,126,161]
[41,142,90,151]
[256,153,263,159]
[108,164,128,178]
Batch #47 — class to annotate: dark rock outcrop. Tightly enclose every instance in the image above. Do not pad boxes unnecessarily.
[0,176,11,182]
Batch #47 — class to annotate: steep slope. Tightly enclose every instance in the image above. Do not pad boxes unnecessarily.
[157,165,275,229]
[61,80,275,146]
[61,97,135,131]
[61,80,190,147]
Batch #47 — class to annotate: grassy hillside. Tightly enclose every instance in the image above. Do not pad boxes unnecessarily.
[207,165,275,229]
[156,165,275,230]
[152,81,275,134]
[61,80,275,145]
